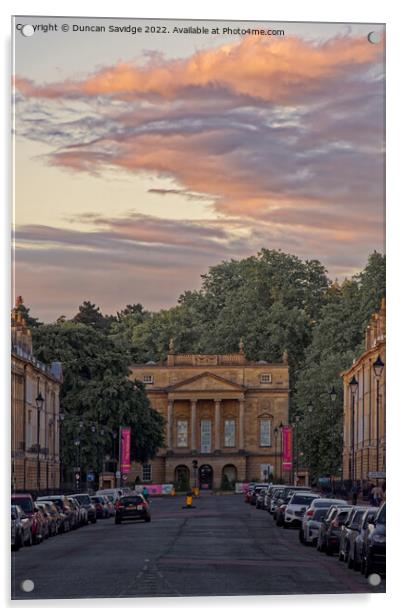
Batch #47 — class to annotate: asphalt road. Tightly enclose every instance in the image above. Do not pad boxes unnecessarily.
[11,494,385,599]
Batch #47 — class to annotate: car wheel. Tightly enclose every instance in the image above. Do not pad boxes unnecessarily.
[347,552,354,569]
[115,517,121,524]
[12,533,21,551]
[283,522,289,529]
[25,531,33,547]
[144,516,151,523]
[325,545,333,556]
[364,554,372,578]
[91,518,97,524]
[299,529,305,545]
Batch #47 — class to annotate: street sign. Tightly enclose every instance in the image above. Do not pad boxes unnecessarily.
[122,474,127,481]
[368,471,386,479]
[73,467,81,472]
[86,472,95,482]
[75,473,80,480]
[115,471,121,478]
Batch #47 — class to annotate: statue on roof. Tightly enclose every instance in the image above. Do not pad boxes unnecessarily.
[169,338,175,353]
[239,337,244,353]
[282,349,289,364]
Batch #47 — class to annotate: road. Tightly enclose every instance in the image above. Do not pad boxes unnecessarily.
[11,494,385,599]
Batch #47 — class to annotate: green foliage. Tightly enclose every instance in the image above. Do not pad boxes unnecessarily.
[15,302,43,328]
[32,321,165,478]
[294,252,385,481]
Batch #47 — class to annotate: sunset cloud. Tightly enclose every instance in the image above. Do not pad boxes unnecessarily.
[14,30,385,320]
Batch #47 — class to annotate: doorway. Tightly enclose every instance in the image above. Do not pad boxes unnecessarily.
[198,464,213,489]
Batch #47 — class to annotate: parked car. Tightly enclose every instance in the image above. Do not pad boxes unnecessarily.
[96,488,124,503]
[316,505,352,555]
[283,492,320,528]
[338,506,369,565]
[300,507,331,545]
[91,496,109,519]
[267,487,285,514]
[37,495,75,532]
[255,488,268,509]
[72,493,97,524]
[104,495,116,517]
[361,502,386,577]
[244,483,256,503]
[348,508,378,571]
[249,484,270,506]
[115,494,151,524]
[299,499,348,546]
[68,496,88,526]
[11,505,32,550]
[264,485,282,511]
[36,500,64,535]
[35,502,54,538]
[11,493,43,544]
[275,499,291,526]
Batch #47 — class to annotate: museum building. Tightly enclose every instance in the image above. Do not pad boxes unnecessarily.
[129,341,289,489]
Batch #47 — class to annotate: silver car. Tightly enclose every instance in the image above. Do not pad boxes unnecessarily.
[11,505,32,550]
[300,498,348,545]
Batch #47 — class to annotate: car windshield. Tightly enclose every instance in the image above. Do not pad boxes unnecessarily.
[121,496,143,505]
[377,505,386,524]
[12,497,33,513]
[313,508,329,520]
[74,495,91,505]
[291,494,316,505]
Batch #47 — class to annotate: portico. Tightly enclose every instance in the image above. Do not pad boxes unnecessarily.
[129,345,289,489]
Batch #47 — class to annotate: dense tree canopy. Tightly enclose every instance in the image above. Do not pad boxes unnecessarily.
[26,248,385,483]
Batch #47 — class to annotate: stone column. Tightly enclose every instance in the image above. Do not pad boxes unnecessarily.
[239,398,245,450]
[191,399,197,452]
[214,399,221,451]
[167,399,174,450]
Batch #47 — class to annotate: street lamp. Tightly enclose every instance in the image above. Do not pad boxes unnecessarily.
[74,437,81,491]
[307,401,313,414]
[279,422,284,482]
[349,376,358,484]
[294,414,301,484]
[373,355,384,484]
[35,392,44,492]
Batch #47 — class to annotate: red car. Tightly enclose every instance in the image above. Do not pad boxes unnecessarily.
[11,494,44,544]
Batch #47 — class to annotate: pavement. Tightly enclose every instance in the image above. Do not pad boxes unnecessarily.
[11,494,385,600]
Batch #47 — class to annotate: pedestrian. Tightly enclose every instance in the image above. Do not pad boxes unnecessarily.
[351,482,359,505]
[371,484,383,507]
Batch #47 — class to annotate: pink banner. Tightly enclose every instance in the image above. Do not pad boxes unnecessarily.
[282,425,293,471]
[120,427,131,474]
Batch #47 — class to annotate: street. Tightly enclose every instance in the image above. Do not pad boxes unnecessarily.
[11,495,385,599]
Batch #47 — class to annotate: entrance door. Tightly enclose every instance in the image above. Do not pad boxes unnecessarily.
[199,464,213,490]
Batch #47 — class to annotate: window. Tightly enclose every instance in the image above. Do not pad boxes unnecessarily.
[142,375,154,384]
[224,419,235,447]
[260,418,271,446]
[200,420,212,453]
[142,464,152,482]
[260,373,272,384]
[177,420,188,447]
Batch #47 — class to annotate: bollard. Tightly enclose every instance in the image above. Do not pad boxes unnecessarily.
[182,490,196,509]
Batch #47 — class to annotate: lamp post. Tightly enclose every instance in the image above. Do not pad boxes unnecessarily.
[349,376,358,484]
[294,414,301,485]
[274,427,279,481]
[373,355,384,485]
[74,437,81,491]
[35,392,44,492]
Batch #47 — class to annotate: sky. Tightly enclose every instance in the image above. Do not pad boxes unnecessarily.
[12,17,385,322]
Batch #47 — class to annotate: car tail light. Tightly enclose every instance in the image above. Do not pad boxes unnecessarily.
[306,510,314,517]
[115,501,123,509]
[331,519,339,529]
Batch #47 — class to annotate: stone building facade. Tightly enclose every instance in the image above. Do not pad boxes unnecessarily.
[11,298,63,492]
[129,342,289,489]
[341,299,386,483]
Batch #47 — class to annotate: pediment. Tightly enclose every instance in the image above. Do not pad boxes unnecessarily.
[168,371,245,392]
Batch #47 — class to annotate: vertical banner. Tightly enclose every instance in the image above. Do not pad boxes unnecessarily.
[120,427,131,474]
[282,425,293,471]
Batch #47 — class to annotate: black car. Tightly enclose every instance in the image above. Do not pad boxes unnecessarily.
[72,493,97,524]
[115,494,151,524]
[361,502,386,577]
[349,508,378,571]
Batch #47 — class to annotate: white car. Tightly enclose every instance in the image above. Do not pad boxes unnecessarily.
[283,492,321,528]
